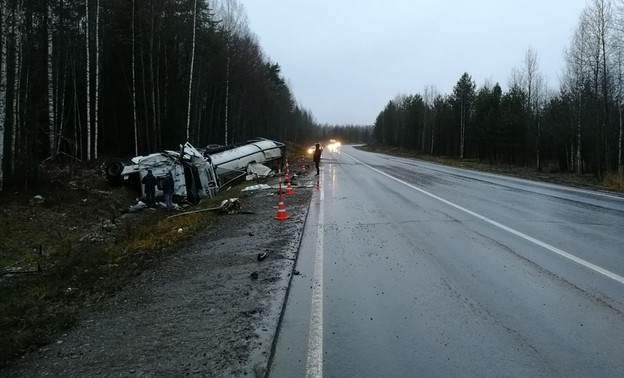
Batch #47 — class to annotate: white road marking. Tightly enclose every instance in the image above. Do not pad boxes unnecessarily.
[383,154,624,201]
[306,173,324,378]
[346,153,624,286]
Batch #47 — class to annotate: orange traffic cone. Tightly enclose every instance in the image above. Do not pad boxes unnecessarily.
[274,181,291,220]
[285,181,294,195]
[285,161,294,195]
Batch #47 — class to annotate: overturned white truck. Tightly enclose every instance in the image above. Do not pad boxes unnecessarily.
[106,138,285,204]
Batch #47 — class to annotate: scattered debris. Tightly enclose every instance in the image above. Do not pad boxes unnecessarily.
[128,201,147,213]
[218,198,241,214]
[257,252,267,261]
[166,198,241,219]
[241,184,272,192]
[246,163,273,181]
[250,272,259,280]
[30,195,45,205]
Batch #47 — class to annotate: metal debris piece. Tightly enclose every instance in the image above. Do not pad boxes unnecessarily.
[242,184,271,192]
[166,198,241,219]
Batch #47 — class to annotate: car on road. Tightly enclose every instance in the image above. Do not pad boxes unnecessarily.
[307,144,323,155]
[326,139,341,152]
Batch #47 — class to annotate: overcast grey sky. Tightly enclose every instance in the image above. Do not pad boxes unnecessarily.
[239,0,588,126]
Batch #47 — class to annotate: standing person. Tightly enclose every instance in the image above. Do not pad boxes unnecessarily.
[163,172,175,209]
[141,169,157,207]
[313,143,322,176]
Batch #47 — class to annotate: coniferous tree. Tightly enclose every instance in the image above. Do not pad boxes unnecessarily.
[452,72,476,159]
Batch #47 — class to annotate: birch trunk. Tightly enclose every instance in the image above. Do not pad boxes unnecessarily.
[132,0,138,155]
[576,102,582,173]
[186,0,197,142]
[56,45,68,154]
[0,0,7,190]
[149,2,157,149]
[430,123,435,155]
[155,32,162,149]
[85,0,91,160]
[619,105,623,174]
[19,54,29,166]
[140,38,150,150]
[12,1,20,171]
[47,1,55,158]
[94,0,99,159]
[460,102,465,159]
[12,0,23,171]
[224,45,229,145]
[73,62,82,159]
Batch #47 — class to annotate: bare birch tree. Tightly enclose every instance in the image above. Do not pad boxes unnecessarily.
[94,0,100,159]
[0,0,7,190]
[132,0,138,155]
[612,49,623,174]
[47,1,55,158]
[565,14,592,173]
[423,85,437,153]
[522,47,546,170]
[216,0,249,145]
[85,0,91,160]
[585,0,614,177]
[617,0,624,174]
[186,0,198,142]
[12,0,22,169]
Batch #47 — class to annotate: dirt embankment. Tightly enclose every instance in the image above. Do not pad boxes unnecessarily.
[1,158,315,377]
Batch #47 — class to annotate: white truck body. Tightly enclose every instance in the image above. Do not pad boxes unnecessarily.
[107,138,285,204]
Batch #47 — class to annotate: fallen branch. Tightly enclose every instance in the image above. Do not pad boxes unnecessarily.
[166,198,241,219]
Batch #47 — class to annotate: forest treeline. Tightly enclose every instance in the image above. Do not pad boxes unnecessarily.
[373,0,624,179]
[0,0,330,191]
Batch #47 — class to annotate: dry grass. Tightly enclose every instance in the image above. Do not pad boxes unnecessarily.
[601,172,624,191]
[359,145,624,193]
[108,212,210,262]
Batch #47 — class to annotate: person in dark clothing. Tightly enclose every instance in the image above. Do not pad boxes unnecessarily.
[142,169,157,207]
[163,172,175,209]
[313,143,322,176]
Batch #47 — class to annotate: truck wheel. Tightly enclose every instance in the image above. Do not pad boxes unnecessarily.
[106,160,124,183]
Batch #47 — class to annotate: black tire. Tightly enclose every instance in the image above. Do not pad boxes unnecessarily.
[106,160,125,183]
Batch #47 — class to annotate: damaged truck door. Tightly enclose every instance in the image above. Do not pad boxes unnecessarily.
[106,138,285,204]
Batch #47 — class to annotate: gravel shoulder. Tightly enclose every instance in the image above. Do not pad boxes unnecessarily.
[4,174,314,378]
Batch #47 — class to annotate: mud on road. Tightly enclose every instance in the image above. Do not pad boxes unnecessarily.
[4,174,315,378]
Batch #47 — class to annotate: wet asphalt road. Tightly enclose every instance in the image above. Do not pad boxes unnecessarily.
[270,146,624,378]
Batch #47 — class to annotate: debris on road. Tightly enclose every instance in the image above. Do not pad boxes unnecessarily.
[242,184,272,192]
